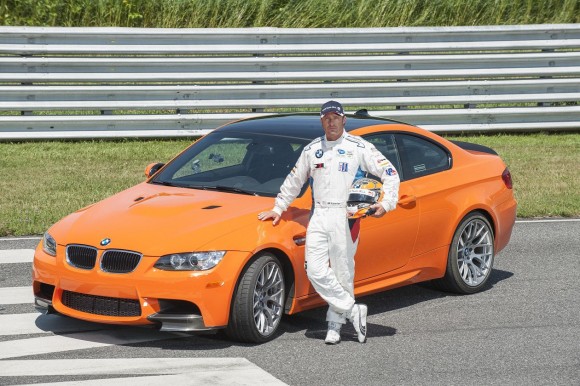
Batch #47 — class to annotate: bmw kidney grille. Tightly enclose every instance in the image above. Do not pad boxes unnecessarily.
[100,250,142,273]
[66,245,141,273]
[66,245,98,270]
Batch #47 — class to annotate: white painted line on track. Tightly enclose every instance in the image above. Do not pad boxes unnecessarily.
[0,358,288,385]
[0,286,32,305]
[0,313,113,336]
[32,374,279,386]
[516,218,580,223]
[0,328,186,360]
[0,236,41,241]
[0,248,34,263]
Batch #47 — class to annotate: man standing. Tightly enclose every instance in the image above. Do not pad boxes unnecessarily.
[258,101,400,344]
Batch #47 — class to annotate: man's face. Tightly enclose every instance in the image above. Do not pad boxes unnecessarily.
[321,113,346,141]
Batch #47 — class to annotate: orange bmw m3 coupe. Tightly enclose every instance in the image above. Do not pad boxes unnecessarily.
[33,113,516,343]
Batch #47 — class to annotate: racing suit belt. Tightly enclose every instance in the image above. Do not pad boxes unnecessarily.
[314,200,346,208]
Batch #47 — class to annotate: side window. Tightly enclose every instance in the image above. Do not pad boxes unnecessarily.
[363,133,402,176]
[396,134,451,179]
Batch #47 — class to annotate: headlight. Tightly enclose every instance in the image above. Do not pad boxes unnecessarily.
[154,251,226,271]
[42,232,57,256]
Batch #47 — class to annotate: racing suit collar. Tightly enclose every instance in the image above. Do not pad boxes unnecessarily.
[324,130,346,148]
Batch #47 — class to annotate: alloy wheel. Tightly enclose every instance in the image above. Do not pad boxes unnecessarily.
[253,261,285,336]
[456,218,494,287]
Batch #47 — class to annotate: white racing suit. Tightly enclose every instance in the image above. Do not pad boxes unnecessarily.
[272,131,400,324]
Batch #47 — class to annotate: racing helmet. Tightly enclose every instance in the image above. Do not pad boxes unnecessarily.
[346,178,383,219]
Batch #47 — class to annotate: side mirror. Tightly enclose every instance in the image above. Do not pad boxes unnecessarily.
[144,162,165,178]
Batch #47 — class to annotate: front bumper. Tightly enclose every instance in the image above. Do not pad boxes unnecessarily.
[33,243,249,331]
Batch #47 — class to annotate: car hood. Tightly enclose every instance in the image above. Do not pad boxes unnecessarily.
[50,182,275,256]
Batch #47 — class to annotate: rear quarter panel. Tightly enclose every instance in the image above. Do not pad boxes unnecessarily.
[412,147,514,256]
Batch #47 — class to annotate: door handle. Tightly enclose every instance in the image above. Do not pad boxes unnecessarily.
[397,195,416,206]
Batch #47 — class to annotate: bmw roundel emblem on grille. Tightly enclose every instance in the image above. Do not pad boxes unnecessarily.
[100,238,111,246]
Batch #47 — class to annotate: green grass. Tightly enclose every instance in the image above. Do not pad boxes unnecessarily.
[0,139,191,236]
[1,0,578,27]
[0,133,578,236]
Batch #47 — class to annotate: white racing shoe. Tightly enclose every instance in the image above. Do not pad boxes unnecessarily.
[349,304,368,343]
[325,321,342,345]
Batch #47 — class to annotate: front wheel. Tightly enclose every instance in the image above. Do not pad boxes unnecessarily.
[226,253,285,343]
[434,212,495,294]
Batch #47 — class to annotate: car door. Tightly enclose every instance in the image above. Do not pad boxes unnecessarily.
[354,133,421,282]
[393,133,454,257]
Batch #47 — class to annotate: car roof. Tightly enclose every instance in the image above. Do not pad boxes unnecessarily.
[216,113,401,140]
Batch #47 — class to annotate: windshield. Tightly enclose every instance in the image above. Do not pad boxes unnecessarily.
[151,131,308,197]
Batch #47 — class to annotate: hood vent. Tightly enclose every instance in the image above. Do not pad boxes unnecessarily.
[202,205,221,210]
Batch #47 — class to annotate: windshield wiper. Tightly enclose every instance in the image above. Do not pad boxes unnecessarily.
[151,181,258,196]
[199,185,259,196]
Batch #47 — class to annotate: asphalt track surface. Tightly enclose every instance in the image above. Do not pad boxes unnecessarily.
[0,219,578,385]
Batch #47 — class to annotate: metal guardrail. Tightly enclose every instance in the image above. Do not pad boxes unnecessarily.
[0,25,579,139]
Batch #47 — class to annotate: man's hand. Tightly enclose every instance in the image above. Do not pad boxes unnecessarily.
[258,210,281,226]
[368,203,386,218]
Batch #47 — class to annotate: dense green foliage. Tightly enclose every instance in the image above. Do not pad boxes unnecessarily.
[1,0,578,27]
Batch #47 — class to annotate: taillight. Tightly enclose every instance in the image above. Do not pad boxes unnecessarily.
[502,168,513,189]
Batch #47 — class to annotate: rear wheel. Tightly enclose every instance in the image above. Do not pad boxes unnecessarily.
[226,253,285,343]
[434,212,494,294]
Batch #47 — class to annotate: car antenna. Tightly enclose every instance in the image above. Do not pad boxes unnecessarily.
[354,109,370,117]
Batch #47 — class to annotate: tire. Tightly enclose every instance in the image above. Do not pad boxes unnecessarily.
[226,253,285,343]
[434,212,494,294]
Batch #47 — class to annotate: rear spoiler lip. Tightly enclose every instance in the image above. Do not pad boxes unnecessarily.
[451,140,498,156]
